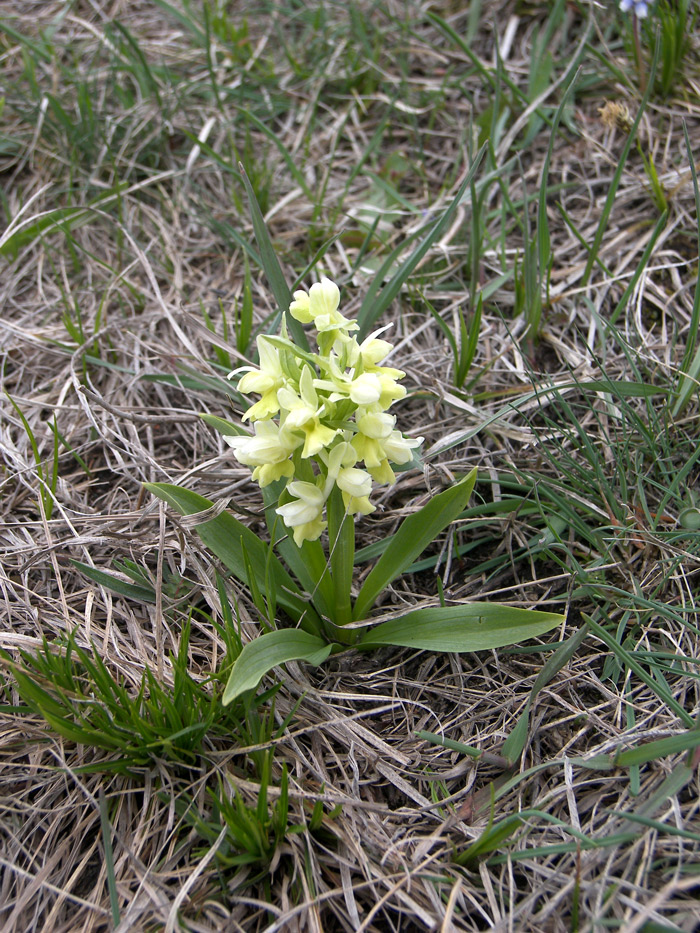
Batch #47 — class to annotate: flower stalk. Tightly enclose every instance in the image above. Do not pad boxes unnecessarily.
[619,0,650,93]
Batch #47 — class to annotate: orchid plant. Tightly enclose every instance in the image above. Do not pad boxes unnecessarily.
[146,273,563,703]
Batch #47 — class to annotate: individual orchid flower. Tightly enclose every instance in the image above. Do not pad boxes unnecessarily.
[352,414,422,481]
[356,409,395,440]
[224,420,299,487]
[314,363,384,406]
[234,336,287,422]
[290,277,358,355]
[351,330,406,387]
[317,354,405,410]
[277,367,338,458]
[322,441,376,516]
[356,331,394,368]
[347,373,384,405]
[376,371,407,408]
[289,277,348,331]
[367,457,397,485]
[351,409,395,469]
[351,432,386,470]
[289,277,337,324]
[276,480,327,546]
[336,469,375,515]
[382,428,424,465]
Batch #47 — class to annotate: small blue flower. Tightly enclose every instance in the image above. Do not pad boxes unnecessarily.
[619,0,650,16]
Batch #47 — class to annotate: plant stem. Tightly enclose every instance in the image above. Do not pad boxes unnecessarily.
[634,15,647,94]
[326,485,354,627]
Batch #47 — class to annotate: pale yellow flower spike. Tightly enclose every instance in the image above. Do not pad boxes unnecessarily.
[227,275,423,543]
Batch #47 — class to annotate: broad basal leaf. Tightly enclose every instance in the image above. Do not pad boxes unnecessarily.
[223,630,332,704]
[144,483,319,628]
[352,468,477,621]
[358,602,563,651]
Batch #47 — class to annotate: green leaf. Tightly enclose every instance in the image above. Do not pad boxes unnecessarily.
[222,630,332,704]
[70,560,156,603]
[143,483,320,629]
[200,413,249,437]
[358,603,563,651]
[238,166,308,350]
[352,468,477,621]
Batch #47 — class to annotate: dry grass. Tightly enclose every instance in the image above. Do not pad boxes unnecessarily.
[2,1,700,930]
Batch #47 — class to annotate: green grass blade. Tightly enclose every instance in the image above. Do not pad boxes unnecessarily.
[70,560,157,603]
[672,120,700,416]
[456,294,482,388]
[614,730,700,768]
[6,392,54,520]
[528,67,579,340]
[240,110,311,201]
[426,379,661,460]
[581,37,660,286]
[500,623,587,764]
[98,790,121,927]
[608,209,669,328]
[585,616,695,728]
[356,148,486,339]
[427,13,552,127]
[238,166,308,350]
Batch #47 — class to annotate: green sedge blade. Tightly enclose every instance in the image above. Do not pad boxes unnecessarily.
[238,165,308,350]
